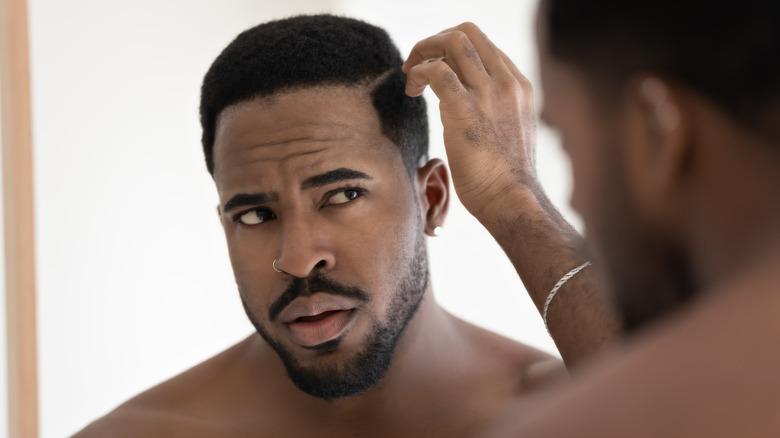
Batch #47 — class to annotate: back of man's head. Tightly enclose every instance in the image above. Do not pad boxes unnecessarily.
[200,14,428,176]
[543,0,780,142]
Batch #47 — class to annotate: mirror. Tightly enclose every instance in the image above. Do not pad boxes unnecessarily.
[27,1,575,435]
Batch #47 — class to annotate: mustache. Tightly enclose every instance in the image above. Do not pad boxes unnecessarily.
[268,272,371,322]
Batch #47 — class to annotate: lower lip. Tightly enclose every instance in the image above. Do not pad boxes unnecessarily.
[286,309,356,347]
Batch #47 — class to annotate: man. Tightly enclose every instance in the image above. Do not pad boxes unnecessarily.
[404,0,780,435]
[75,15,617,437]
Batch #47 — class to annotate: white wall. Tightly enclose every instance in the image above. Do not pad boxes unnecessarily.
[27,1,577,437]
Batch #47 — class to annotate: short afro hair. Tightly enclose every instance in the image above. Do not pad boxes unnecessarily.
[199,14,428,176]
[544,0,780,142]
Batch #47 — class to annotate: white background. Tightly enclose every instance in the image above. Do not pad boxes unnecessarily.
[17,0,579,436]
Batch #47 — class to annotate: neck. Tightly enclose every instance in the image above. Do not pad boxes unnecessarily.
[323,289,457,407]
[686,127,780,292]
[253,287,462,416]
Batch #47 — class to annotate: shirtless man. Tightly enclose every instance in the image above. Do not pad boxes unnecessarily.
[74,15,617,437]
[404,0,780,435]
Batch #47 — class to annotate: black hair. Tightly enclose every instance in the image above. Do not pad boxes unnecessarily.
[544,0,780,140]
[199,14,428,176]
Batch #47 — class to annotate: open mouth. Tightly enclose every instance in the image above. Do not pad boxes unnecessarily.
[295,310,343,323]
[286,309,356,347]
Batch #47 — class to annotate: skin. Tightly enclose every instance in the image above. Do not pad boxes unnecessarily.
[405,8,780,438]
[73,85,571,438]
[403,23,621,365]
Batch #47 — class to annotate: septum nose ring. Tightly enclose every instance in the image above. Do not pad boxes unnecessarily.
[272,259,283,273]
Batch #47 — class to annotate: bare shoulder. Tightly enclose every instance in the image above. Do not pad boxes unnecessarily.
[450,315,569,393]
[72,335,258,437]
[485,269,780,437]
[72,404,224,438]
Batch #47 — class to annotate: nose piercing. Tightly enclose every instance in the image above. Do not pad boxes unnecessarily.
[272,259,283,273]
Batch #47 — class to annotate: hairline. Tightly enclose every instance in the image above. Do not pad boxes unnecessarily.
[211,80,423,183]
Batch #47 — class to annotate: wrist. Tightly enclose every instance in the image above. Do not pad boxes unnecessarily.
[466,177,548,232]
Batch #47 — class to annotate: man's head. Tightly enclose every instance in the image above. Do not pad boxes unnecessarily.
[200,14,429,177]
[536,1,780,332]
[200,15,449,401]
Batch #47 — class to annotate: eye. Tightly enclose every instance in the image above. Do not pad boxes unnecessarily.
[326,188,364,206]
[237,208,276,225]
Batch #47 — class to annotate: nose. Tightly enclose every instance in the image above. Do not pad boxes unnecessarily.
[272,213,335,278]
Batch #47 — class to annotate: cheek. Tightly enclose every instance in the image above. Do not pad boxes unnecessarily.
[562,105,622,226]
[356,201,423,309]
[354,211,410,276]
[568,139,628,276]
[567,139,605,225]
[228,242,262,283]
[222,226,274,303]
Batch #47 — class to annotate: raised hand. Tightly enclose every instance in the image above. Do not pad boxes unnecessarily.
[403,22,539,221]
[404,23,620,366]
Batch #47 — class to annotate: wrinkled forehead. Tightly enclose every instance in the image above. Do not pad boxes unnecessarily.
[211,86,405,190]
[214,85,378,143]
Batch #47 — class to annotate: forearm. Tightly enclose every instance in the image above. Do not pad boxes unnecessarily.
[475,183,621,366]
[403,23,621,366]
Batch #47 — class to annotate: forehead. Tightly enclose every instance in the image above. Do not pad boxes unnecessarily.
[212,86,404,194]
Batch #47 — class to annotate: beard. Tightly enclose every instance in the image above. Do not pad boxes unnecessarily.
[240,225,429,401]
[589,140,699,335]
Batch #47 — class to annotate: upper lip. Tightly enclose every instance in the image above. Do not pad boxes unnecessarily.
[278,293,358,324]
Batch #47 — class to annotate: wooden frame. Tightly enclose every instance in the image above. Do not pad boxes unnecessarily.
[1,0,39,436]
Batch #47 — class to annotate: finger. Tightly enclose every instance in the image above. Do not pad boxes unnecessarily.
[496,47,533,91]
[445,22,509,78]
[403,28,451,73]
[405,58,468,103]
[409,22,509,79]
[453,22,535,93]
[403,30,488,88]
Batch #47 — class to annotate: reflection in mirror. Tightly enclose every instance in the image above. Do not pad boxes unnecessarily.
[29,0,577,436]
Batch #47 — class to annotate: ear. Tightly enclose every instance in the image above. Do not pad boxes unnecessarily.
[415,159,450,237]
[625,76,691,205]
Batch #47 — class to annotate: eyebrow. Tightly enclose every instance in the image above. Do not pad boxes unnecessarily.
[223,192,279,214]
[222,167,373,214]
[300,167,372,190]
